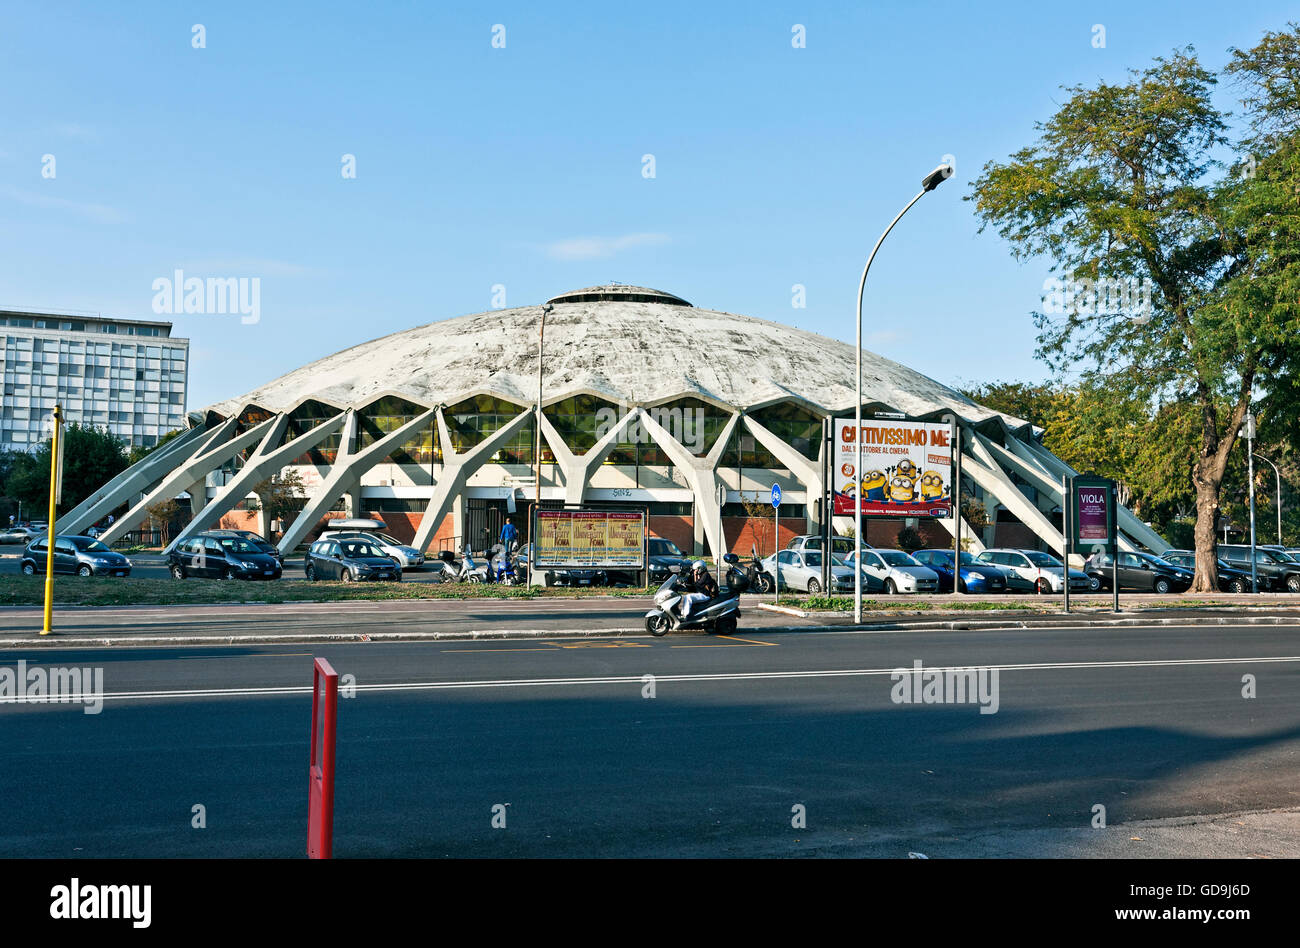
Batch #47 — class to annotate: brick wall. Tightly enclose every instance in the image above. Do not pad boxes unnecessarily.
[723,517,807,558]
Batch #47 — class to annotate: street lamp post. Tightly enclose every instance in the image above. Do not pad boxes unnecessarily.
[1255,452,1282,546]
[528,302,553,582]
[854,163,953,624]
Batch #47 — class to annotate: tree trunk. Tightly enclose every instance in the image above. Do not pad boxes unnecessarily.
[1191,460,1222,593]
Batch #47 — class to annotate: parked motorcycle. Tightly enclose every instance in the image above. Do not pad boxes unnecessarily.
[734,545,774,594]
[645,563,742,636]
[488,543,523,585]
[437,547,488,583]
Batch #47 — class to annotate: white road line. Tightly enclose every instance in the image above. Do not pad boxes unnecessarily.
[11,654,1300,705]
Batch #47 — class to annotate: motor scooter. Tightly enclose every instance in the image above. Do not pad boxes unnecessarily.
[645,560,742,636]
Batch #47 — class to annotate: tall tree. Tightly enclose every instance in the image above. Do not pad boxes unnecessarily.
[970,33,1300,591]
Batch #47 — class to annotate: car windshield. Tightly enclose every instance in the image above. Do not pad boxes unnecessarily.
[217,538,260,554]
[880,550,920,567]
[650,539,684,556]
[1142,554,1177,568]
[341,541,382,558]
[1024,551,1062,567]
[804,552,824,567]
[831,555,852,568]
[71,538,111,553]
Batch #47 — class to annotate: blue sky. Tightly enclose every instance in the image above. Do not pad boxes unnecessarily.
[0,0,1291,411]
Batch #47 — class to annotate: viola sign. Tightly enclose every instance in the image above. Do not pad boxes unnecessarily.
[1068,476,1116,555]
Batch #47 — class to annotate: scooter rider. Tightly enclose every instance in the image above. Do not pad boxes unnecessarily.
[679,560,719,620]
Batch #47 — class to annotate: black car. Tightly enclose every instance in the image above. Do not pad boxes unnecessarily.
[304,537,402,582]
[1160,551,1251,593]
[169,533,283,580]
[646,537,693,584]
[1217,544,1300,592]
[1084,551,1193,593]
[206,529,284,565]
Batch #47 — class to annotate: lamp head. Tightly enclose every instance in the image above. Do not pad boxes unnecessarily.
[922,164,954,192]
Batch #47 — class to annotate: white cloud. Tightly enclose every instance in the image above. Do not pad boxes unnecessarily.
[543,232,670,261]
[1,187,123,223]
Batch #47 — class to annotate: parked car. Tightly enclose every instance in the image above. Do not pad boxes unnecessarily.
[976,549,1091,593]
[1160,550,1251,593]
[910,549,1008,593]
[304,537,402,582]
[21,535,133,577]
[1218,544,1300,592]
[763,548,869,594]
[785,534,858,559]
[1084,551,1193,593]
[169,532,283,580]
[206,529,284,565]
[319,523,425,569]
[646,537,694,584]
[0,525,41,545]
[844,549,939,594]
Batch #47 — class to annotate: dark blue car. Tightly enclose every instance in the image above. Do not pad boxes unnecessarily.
[911,549,1008,593]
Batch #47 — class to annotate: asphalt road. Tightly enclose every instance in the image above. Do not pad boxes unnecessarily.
[2,622,1298,857]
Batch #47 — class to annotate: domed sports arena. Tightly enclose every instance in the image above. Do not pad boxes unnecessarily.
[59,285,1167,559]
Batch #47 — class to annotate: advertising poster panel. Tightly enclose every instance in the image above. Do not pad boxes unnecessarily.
[1069,476,1116,555]
[534,510,645,567]
[832,419,954,518]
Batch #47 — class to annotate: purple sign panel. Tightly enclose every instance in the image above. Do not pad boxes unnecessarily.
[1075,485,1109,542]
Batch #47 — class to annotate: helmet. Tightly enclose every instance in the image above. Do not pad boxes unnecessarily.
[691,560,706,572]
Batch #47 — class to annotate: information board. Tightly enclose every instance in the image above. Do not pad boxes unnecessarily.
[1068,475,1117,555]
[534,510,646,568]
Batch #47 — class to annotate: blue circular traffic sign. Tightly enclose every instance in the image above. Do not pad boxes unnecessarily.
[771,483,782,507]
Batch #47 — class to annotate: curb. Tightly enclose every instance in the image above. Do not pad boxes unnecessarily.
[5,612,1300,648]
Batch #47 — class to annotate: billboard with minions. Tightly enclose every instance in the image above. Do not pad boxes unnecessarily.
[833,419,954,518]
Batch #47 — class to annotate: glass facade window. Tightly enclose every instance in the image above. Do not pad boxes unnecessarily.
[359,396,441,465]
[286,399,342,465]
[445,395,531,463]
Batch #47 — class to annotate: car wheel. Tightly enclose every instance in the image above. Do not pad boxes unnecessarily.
[170,564,186,580]
[77,565,93,577]
[21,562,36,576]
[807,578,822,594]
[305,565,316,582]
[885,579,897,595]
[1229,578,1246,594]
[1088,575,1101,592]
[1154,578,1172,594]
[341,569,355,583]
[1035,578,1051,595]
[1288,574,1300,594]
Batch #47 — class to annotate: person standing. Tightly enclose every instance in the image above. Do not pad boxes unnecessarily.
[500,518,519,553]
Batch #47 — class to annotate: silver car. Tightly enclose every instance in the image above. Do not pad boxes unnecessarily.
[845,549,940,594]
[763,549,873,594]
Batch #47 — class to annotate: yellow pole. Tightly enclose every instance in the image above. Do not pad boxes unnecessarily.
[41,404,62,635]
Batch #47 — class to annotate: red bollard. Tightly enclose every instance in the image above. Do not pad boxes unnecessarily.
[307,657,339,859]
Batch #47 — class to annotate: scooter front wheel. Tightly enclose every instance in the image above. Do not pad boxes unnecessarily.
[646,614,671,637]
[715,616,737,636]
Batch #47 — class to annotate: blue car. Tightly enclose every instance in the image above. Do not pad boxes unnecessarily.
[911,549,1008,593]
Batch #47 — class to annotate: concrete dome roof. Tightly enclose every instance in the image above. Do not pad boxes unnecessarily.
[205,291,1030,432]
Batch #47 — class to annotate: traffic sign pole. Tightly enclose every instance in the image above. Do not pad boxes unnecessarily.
[771,483,782,602]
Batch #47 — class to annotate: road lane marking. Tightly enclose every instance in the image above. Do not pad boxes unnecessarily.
[14,653,1300,705]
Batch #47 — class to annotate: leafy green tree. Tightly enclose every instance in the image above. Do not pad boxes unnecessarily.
[0,425,129,517]
[969,30,1300,591]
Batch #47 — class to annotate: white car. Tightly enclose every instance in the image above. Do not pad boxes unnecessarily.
[976,548,1091,593]
[845,549,940,594]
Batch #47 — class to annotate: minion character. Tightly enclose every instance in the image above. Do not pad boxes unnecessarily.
[887,474,916,503]
[895,458,919,480]
[860,470,888,501]
[918,470,946,502]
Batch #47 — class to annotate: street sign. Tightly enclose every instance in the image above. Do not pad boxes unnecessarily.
[1067,475,1117,556]
[771,484,782,508]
